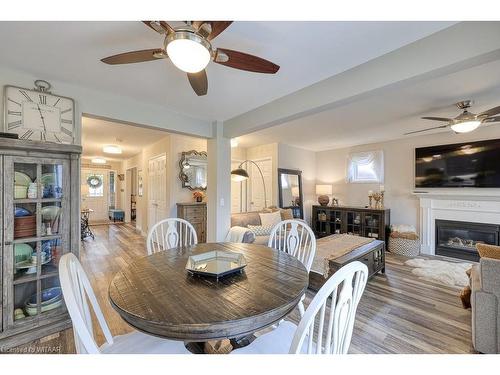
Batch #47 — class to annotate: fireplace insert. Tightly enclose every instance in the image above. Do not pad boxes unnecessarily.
[435,219,500,261]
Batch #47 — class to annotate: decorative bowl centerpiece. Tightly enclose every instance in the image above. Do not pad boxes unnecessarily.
[185,251,247,280]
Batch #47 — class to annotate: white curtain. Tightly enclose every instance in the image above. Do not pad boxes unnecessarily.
[346,150,384,183]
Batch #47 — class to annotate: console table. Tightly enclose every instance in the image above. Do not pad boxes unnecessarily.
[312,205,390,243]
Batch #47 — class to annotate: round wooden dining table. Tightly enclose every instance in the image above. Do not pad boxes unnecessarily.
[109,242,308,342]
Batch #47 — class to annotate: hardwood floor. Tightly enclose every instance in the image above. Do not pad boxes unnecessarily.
[17,223,474,354]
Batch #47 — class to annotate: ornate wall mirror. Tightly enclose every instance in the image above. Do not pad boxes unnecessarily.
[278,168,304,219]
[179,150,208,191]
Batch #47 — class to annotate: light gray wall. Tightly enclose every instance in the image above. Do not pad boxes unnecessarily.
[168,134,208,217]
[315,125,500,231]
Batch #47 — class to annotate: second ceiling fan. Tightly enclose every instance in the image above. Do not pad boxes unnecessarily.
[405,100,500,135]
[101,21,280,96]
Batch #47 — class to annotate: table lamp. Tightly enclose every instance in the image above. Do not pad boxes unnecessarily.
[315,184,332,206]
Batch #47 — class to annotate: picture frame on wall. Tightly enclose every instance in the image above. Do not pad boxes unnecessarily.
[138,169,143,197]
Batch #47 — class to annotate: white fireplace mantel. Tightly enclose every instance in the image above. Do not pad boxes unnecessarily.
[416,191,500,255]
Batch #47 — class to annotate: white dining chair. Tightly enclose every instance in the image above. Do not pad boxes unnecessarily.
[147,218,198,255]
[231,261,368,354]
[59,253,190,354]
[268,219,316,317]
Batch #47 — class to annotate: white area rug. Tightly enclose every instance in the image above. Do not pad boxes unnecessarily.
[404,258,473,287]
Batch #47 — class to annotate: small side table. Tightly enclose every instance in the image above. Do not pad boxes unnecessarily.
[81,208,95,241]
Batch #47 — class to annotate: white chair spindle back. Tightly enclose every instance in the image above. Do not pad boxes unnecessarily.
[268,220,316,272]
[147,218,198,255]
[59,253,114,354]
[289,261,368,354]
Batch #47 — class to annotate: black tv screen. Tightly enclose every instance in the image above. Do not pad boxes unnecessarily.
[415,138,500,188]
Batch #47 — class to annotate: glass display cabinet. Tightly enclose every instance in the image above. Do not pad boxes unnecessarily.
[312,205,390,243]
[0,138,81,350]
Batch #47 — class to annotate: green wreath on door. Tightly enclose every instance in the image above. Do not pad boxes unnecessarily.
[87,174,103,189]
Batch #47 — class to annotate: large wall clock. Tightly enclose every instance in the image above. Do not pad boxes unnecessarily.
[4,80,75,144]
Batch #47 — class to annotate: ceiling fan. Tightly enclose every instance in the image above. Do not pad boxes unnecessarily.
[405,100,500,135]
[101,21,280,96]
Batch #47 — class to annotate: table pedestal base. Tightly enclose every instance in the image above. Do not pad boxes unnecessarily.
[185,335,256,354]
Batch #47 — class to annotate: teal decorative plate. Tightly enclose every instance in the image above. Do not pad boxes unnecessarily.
[39,173,57,186]
[14,243,33,263]
[16,255,52,274]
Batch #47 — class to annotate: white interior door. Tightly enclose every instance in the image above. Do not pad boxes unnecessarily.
[148,154,168,231]
[249,158,272,211]
[81,169,109,223]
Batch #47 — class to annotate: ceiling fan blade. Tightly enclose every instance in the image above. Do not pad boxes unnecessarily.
[187,70,208,96]
[478,105,500,118]
[159,21,175,34]
[421,116,453,122]
[214,48,280,74]
[101,49,166,65]
[482,115,500,123]
[404,124,449,135]
[192,21,233,40]
[142,21,165,34]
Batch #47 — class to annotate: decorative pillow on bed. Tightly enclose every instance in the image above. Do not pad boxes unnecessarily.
[248,224,275,236]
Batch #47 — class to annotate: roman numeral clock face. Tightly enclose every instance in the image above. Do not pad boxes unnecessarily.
[4,86,75,144]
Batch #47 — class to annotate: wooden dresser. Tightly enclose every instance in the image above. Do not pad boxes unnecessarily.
[177,202,207,243]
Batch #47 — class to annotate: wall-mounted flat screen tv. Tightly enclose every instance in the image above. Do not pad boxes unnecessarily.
[415,138,500,188]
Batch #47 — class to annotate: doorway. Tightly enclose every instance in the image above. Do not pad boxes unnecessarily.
[81,168,114,223]
[148,154,168,230]
[126,167,138,225]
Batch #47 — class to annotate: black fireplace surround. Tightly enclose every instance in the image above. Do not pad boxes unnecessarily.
[435,219,500,261]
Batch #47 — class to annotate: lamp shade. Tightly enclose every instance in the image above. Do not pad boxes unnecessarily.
[291,186,300,198]
[231,168,250,182]
[316,184,332,195]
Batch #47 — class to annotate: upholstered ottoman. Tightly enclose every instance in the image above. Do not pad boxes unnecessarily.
[109,209,125,222]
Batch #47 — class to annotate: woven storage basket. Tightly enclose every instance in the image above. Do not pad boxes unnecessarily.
[389,236,420,257]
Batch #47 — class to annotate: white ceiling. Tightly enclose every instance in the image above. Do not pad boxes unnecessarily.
[82,117,169,160]
[236,57,500,151]
[0,21,454,121]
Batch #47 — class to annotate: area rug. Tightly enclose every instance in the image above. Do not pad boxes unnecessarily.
[404,258,472,287]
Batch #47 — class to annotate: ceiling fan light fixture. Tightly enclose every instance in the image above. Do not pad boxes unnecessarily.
[450,120,481,133]
[166,32,211,73]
